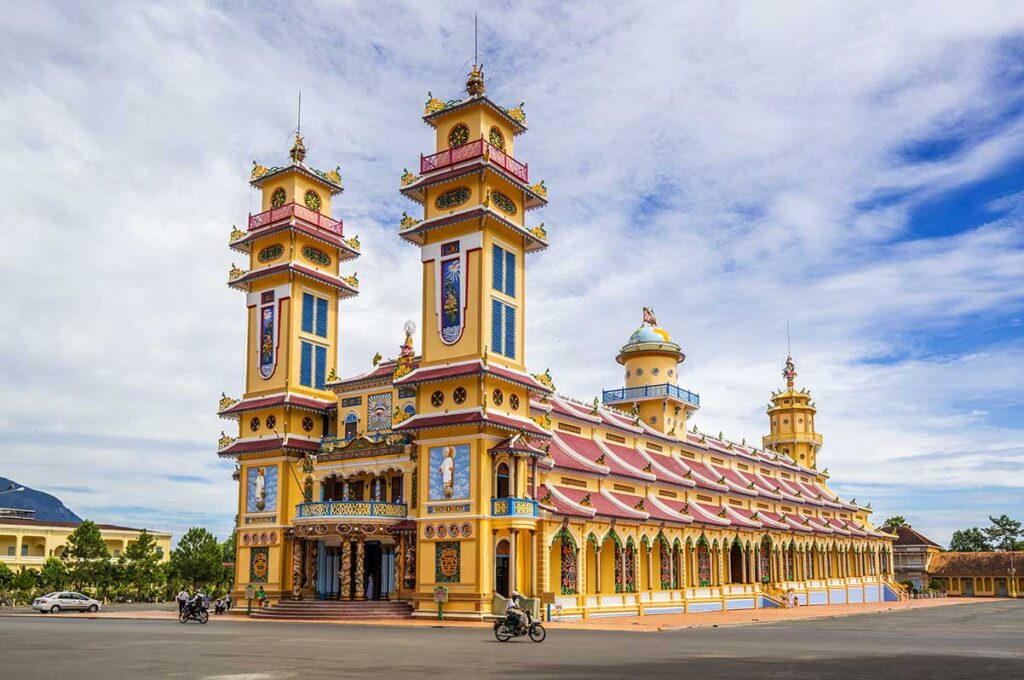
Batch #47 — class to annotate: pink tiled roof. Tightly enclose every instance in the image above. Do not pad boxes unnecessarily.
[219,393,335,417]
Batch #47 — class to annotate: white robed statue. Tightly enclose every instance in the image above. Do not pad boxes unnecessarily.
[440,446,456,498]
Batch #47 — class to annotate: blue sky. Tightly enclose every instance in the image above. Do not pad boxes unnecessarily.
[1,1,1022,546]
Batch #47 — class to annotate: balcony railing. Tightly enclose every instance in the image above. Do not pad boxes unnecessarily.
[491,497,538,517]
[602,383,700,407]
[248,201,343,236]
[420,139,529,183]
[295,500,408,520]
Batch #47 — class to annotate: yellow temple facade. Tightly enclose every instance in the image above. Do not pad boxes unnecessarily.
[218,66,898,620]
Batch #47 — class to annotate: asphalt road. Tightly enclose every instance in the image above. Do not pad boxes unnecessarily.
[0,600,1020,679]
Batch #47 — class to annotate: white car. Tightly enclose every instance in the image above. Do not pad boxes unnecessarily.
[32,592,101,614]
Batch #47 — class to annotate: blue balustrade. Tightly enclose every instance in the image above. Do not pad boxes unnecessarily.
[491,497,538,517]
[295,500,408,520]
[601,383,700,407]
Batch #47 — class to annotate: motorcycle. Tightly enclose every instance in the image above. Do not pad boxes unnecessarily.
[493,609,546,642]
[179,600,209,624]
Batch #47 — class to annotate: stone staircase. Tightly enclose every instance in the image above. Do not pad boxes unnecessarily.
[250,599,413,621]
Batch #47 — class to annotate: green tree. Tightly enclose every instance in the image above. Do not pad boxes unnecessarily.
[881,516,908,530]
[123,529,163,601]
[171,527,223,590]
[983,514,1023,552]
[38,557,69,593]
[12,566,39,604]
[949,527,990,552]
[63,520,110,592]
[0,561,14,597]
[221,532,237,563]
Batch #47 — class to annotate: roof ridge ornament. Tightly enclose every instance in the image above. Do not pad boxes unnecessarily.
[782,354,797,389]
[642,306,658,327]
[290,133,306,163]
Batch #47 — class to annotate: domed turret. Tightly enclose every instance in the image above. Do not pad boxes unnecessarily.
[602,308,699,436]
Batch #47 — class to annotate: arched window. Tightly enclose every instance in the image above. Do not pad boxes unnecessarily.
[488,125,505,149]
[495,461,510,498]
[344,412,358,439]
[557,530,578,595]
[759,535,772,583]
[697,537,711,586]
[495,539,511,597]
[624,539,637,593]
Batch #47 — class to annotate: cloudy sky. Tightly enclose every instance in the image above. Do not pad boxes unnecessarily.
[2,1,1023,546]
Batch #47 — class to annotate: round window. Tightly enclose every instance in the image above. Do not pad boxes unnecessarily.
[453,387,467,404]
[488,126,505,149]
[435,186,471,210]
[302,417,314,432]
[448,123,469,147]
[652,367,660,376]
[258,244,284,262]
[304,190,321,212]
[492,389,504,406]
[265,415,276,430]
[431,390,444,407]
[270,187,287,208]
[302,245,331,267]
[249,417,260,432]
[509,394,520,410]
[636,368,644,376]
[668,369,674,377]
[649,416,657,424]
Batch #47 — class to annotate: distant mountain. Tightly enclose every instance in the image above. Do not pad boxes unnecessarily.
[0,476,82,523]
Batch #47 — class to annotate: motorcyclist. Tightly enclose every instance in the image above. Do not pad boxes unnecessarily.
[505,590,525,633]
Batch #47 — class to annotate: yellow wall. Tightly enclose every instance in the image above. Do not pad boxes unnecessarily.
[0,522,172,570]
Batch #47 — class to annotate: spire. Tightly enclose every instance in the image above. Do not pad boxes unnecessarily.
[466,14,485,96]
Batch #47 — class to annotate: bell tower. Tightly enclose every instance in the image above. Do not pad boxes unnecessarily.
[763,355,823,469]
[219,131,360,602]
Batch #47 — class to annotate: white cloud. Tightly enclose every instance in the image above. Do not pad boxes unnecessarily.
[1,1,1023,543]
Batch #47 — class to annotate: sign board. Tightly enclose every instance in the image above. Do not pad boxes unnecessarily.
[245,585,255,600]
[433,585,449,604]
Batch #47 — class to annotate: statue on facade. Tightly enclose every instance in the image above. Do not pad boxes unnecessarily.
[291,541,304,599]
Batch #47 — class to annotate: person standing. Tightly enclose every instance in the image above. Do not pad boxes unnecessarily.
[176,589,188,614]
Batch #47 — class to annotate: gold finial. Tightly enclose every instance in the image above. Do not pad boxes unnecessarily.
[466,63,485,96]
[372,352,382,366]
[782,355,797,389]
[506,102,526,125]
[424,91,445,115]
[289,133,306,163]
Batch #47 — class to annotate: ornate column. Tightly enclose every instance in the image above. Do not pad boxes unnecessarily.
[403,534,416,589]
[340,540,352,600]
[509,529,517,594]
[355,538,366,600]
[305,540,318,597]
[393,540,402,599]
[291,539,304,600]
[530,529,538,598]
[741,544,748,584]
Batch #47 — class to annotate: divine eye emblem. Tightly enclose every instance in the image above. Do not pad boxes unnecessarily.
[448,123,469,147]
[431,390,444,407]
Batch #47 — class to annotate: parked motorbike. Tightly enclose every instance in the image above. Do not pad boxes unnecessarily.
[179,601,209,624]
[493,610,546,642]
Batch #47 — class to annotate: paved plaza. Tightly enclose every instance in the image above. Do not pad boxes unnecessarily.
[0,599,1020,678]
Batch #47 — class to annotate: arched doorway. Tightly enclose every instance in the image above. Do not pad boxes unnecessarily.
[495,539,510,597]
[730,541,744,583]
[344,413,358,439]
[495,461,510,498]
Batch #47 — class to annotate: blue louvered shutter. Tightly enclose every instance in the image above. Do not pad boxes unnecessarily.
[315,297,328,337]
[315,345,327,389]
[491,298,503,355]
[302,293,314,333]
[300,341,313,387]
[504,304,516,359]
[505,250,515,297]
[492,244,503,291]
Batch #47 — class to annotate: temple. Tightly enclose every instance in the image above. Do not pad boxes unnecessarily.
[218,63,900,620]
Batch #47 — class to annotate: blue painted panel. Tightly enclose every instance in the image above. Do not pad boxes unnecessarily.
[492,244,504,291]
[883,583,900,601]
[758,596,780,609]
[491,298,503,354]
[644,606,685,615]
[505,250,516,296]
[865,586,880,603]
[848,587,864,603]
[315,297,327,337]
[302,293,314,333]
[726,598,755,610]
[688,602,724,613]
[830,588,847,604]
[795,593,808,605]
[503,304,516,359]
[300,341,313,387]
[809,590,828,605]
[314,345,327,389]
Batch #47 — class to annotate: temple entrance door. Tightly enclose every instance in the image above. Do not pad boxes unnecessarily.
[964,579,974,597]
[996,578,1008,597]
[495,539,511,597]
[364,542,384,600]
[730,543,744,583]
